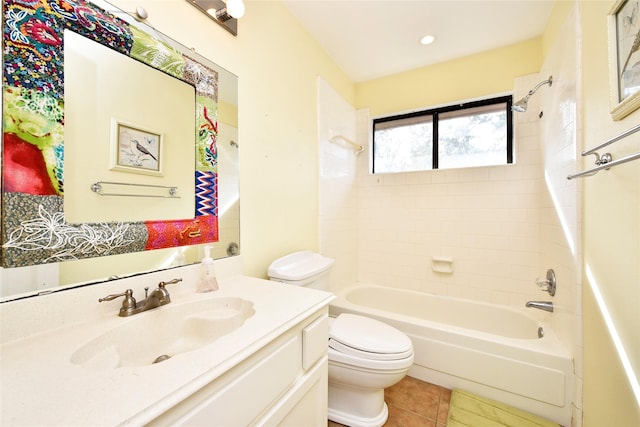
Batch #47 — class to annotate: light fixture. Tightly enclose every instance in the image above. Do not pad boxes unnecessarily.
[512,76,553,112]
[124,7,170,44]
[226,0,245,18]
[208,7,233,22]
[420,35,436,46]
[187,0,244,36]
[133,6,148,21]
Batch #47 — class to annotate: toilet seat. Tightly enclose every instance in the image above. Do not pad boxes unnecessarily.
[328,346,414,372]
[329,314,413,361]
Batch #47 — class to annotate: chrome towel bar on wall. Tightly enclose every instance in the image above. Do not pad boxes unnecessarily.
[90,181,180,198]
[567,123,640,180]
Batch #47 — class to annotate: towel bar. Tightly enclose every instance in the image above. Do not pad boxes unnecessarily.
[90,181,180,198]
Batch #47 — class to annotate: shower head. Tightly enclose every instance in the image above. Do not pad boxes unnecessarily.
[512,76,553,112]
[512,97,529,112]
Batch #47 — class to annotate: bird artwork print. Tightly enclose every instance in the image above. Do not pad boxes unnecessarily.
[134,139,158,161]
[116,124,161,172]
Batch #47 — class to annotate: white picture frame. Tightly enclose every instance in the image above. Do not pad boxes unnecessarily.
[110,119,163,176]
[608,0,640,120]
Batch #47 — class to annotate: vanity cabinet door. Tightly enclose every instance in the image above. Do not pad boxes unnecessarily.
[253,313,329,426]
[256,356,328,427]
[302,315,329,370]
[149,309,329,427]
[152,333,300,426]
[183,336,300,426]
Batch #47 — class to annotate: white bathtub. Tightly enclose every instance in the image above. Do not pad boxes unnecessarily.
[330,285,573,426]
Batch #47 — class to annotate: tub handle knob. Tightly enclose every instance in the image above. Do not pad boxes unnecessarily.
[535,269,556,296]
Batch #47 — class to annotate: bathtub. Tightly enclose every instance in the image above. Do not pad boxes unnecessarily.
[330,285,573,426]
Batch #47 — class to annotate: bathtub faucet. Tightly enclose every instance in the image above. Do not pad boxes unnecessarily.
[525,301,554,312]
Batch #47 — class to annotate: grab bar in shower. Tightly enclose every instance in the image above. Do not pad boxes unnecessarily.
[329,135,364,154]
[567,123,640,180]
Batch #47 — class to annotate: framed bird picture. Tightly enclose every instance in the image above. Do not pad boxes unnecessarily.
[111,119,164,176]
[609,0,640,120]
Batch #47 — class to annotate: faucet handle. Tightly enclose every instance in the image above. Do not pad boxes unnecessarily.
[153,278,182,304]
[99,289,137,313]
[535,269,556,296]
[158,278,182,289]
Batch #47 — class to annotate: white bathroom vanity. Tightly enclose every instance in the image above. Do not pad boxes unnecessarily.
[0,258,334,426]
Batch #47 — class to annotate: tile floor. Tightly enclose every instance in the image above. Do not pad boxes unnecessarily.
[328,376,451,427]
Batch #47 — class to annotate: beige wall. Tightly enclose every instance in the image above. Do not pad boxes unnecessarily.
[111,0,354,278]
[579,0,640,424]
[355,37,542,116]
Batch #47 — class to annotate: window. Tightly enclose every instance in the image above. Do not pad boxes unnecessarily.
[372,96,513,173]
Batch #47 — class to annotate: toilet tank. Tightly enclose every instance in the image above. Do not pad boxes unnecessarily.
[268,251,334,291]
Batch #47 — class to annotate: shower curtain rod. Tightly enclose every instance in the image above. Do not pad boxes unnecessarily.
[567,124,640,180]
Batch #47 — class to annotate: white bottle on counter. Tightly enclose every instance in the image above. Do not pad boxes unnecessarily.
[197,245,219,293]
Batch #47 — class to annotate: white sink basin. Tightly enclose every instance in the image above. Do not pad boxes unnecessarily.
[70,297,255,369]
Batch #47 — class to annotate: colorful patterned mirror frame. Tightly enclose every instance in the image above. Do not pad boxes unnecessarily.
[2,0,219,268]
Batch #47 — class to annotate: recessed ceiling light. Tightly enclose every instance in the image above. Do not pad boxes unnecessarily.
[420,35,436,46]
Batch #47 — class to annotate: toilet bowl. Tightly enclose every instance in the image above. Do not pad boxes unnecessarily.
[268,251,414,427]
[327,314,414,427]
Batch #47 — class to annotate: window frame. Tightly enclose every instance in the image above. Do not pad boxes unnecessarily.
[372,95,514,173]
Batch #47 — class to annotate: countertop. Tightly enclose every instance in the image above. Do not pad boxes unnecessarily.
[0,260,334,426]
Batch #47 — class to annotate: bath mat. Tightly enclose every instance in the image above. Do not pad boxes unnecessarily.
[446,389,560,427]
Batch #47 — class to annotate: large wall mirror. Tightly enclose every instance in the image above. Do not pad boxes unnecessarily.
[1,0,239,301]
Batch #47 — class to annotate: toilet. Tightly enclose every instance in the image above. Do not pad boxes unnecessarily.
[268,251,414,427]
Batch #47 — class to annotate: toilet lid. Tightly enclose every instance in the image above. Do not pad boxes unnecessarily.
[329,314,413,361]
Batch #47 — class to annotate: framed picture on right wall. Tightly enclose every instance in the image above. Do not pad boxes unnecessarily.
[608,0,640,120]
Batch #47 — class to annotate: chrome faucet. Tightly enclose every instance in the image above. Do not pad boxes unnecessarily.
[99,278,182,317]
[525,301,554,312]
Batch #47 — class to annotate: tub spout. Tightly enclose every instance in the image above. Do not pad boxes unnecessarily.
[526,301,554,312]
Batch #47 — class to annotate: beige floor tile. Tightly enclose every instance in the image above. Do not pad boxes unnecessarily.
[327,377,452,427]
[385,376,443,419]
[385,405,436,427]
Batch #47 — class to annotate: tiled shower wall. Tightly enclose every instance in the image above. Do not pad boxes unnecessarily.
[355,96,546,307]
[319,74,579,311]
[320,81,578,297]
[537,5,582,423]
[320,76,549,306]
[318,78,358,288]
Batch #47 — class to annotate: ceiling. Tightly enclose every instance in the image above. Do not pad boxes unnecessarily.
[282,0,555,83]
